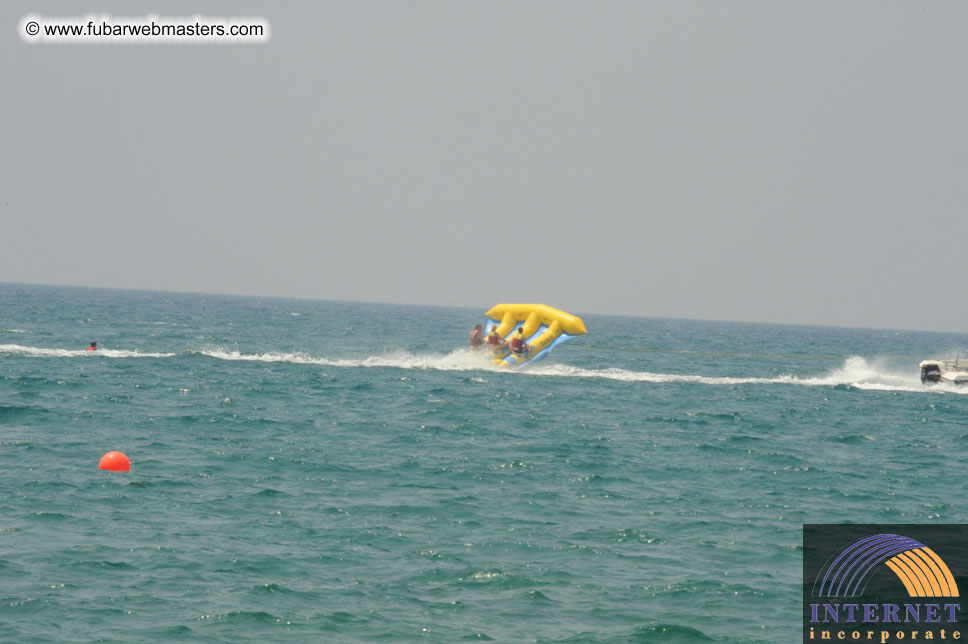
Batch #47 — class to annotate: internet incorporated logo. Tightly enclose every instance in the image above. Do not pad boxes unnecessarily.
[803,525,967,643]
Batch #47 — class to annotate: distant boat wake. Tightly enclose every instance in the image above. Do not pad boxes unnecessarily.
[0,344,176,358]
[198,348,495,371]
[528,356,952,393]
[2,344,961,394]
[198,350,961,394]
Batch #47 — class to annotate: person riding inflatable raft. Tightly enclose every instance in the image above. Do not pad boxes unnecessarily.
[481,303,586,368]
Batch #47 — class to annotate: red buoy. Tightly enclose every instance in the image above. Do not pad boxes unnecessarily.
[99,451,130,472]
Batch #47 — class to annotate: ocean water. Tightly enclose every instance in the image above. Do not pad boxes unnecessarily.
[2,283,967,643]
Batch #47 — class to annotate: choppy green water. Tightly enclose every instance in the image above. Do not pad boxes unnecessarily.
[2,283,967,643]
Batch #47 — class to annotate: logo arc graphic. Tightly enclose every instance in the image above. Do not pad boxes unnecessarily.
[814,533,960,598]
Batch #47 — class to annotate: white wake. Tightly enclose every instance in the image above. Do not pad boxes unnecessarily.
[6,343,960,395]
[198,350,965,394]
[527,356,965,394]
[198,348,498,372]
[0,344,176,358]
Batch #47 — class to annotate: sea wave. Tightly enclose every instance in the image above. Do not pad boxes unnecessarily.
[0,344,176,358]
[8,342,956,394]
[198,350,966,394]
[528,356,967,394]
[198,348,496,372]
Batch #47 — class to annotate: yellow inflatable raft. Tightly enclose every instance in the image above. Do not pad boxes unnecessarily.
[480,303,586,368]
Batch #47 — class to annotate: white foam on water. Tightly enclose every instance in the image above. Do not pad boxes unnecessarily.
[198,348,502,372]
[198,350,965,394]
[528,356,968,394]
[17,342,949,395]
[525,362,776,385]
[0,344,176,358]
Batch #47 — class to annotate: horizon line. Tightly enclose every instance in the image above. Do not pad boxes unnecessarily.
[2,279,966,337]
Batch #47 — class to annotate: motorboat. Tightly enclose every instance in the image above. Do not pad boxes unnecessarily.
[919,358,968,385]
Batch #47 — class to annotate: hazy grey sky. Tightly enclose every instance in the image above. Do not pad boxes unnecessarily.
[3,2,967,331]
